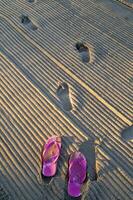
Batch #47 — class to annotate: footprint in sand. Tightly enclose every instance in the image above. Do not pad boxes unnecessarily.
[121,125,133,141]
[76,42,90,63]
[56,82,72,111]
[21,14,38,31]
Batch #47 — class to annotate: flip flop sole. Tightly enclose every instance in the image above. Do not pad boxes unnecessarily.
[41,136,61,177]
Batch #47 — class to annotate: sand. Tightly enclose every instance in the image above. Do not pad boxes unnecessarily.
[116,0,133,8]
[0,0,133,199]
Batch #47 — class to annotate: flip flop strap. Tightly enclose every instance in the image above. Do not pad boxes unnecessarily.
[43,141,60,163]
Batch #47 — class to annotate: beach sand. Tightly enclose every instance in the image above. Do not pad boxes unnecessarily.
[116,0,133,8]
[0,0,133,199]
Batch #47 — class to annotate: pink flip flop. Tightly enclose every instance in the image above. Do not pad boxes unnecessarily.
[68,152,87,197]
[41,136,61,177]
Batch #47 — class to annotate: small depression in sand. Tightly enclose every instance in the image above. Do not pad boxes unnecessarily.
[121,125,133,141]
[20,14,38,31]
[28,0,36,2]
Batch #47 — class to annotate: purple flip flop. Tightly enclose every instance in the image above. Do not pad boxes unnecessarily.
[68,151,87,197]
[41,136,61,177]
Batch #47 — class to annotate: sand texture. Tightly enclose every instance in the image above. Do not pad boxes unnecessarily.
[0,0,133,200]
[116,0,133,8]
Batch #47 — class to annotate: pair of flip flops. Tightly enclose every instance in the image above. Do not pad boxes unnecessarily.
[41,136,87,197]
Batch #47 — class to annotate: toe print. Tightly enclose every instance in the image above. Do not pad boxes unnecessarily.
[21,15,31,25]
[28,0,36,2]
[21,14,38,31]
